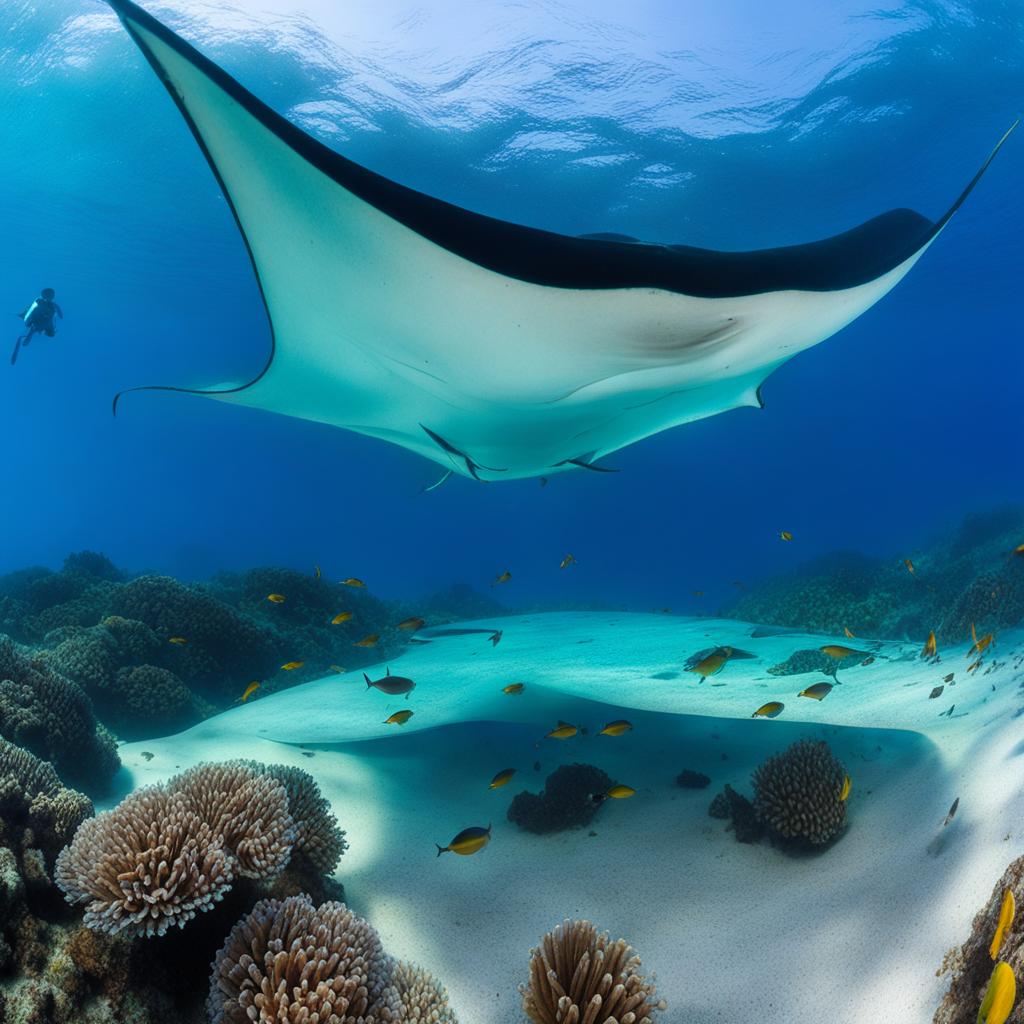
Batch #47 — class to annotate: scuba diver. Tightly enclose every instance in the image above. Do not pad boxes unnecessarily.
[12,288,63,365]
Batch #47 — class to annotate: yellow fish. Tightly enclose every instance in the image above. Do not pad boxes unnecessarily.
[972,622,978,644]
[839,775,851,802]
[922,631,937,659]
[240,681,261,703]
[492,570,512,586]
[559,554,577,569]
[489,768,516,790]
[341,578,366,588]
[355,634,380,647]
[904,558,916,575]
[968,659,983,674]
[752,702,784,719]
[313,565,321,578]
[331,612,353,624]
[843,626,855,639]
[281,661,304,671]
[991,890,1016,960]
[1014,544,1024,557]
[592,784,637,804]
[978,961,1016,1024]
[598,720,633,737]
[968,633,994,659]
[384,709,414,725]
[435,824,491,857]
[546,720,578,740]
[502,682,525,695]
[168,636,188,645]
[779,530,793,542]
[329,665,345,674]
[397,616,425,631]
[689,651,727,680]
[267,593,286,603]
[820,644,864,659]
[798,682,833,701]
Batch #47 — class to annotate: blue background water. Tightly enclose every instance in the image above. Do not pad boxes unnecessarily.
[0,0,1021,611]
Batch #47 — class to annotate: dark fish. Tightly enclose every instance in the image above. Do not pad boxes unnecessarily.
[140,751,154,761]
[943,672,955,683]
[364,669,416,698]
[929,685,944,699]
[943,797,959,827]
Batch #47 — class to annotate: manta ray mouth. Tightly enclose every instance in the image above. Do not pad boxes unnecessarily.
[104,0,1017,482]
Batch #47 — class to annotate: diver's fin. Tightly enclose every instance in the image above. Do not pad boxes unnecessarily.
[10,338,22,366]
[422,468,454,493]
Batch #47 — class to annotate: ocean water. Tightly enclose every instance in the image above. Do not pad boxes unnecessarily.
[0,1,1023,1023]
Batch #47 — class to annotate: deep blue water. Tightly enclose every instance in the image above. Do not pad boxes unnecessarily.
[1,0,1021,609]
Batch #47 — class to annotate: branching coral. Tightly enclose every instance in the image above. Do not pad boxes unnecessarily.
[206,895,403,1024]
[0,639,119,791]
[521,919,665,1024]
[752,739,847,847]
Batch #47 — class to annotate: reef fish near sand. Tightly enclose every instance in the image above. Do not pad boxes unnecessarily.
[365,670,416,698]
[436,825,492,857]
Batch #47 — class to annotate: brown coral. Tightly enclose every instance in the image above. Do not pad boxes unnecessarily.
[206,894,403,1024]
[521,919,665,1024]
[752,739,847,847]
[168,762,295,879]
[55,785,235,938]
[392,960,458,1023]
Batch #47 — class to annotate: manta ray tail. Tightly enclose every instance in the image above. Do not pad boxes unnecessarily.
[421,469,454,493]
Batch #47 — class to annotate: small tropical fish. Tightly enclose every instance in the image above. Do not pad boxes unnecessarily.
[943,796,960,827]
[313,565,321,578]
[489,768,516,790]
[329,665,345,674]
[839,775,851,802]
[436,824,491,857]
[904,558,916,575]
[168,636,188,645]
[943,704,956,717]
[559,554,577,570]
[598,720,633,737]
[364,670,415,698]
[489,629,503,647]
[140,750,154,761]
[860,656,875,666]
[977,961,1016,1024]
[281,661,304,671]
[929,686,944,699]
[397,617,426,631]
[502,682,524,695]
[1014,543,1024,557]
[943,672,955,683]
[355,633,380,647]
[267,593,286,603]
[991,890,1016,961]
[844,627,856,639]
[798,682,833,701]
[492,570,512,586]
[689,651,727,680]
[545,720,579,740]
[968,659,983,674]
[972,622,978,644]
[779,530,793,542]
[240,681,261,703]
[820,645,865,659]
[384,709,414,725]
[341,578,366,588]
[592,784,636,804]
[968,633,994,659]
[331,612,353,625]
[921,631,937,659]
[752,702,784,719]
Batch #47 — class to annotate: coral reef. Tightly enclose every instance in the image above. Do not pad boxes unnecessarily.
[508,763,613,834]
[521,918,665,1024]
[0,639,119,792]
[752,739,847,848]
[707,784,765,844]
[933,854,1024,1024]
[207,894,455,1024]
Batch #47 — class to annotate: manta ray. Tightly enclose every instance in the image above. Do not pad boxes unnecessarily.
[107,0,1015,485]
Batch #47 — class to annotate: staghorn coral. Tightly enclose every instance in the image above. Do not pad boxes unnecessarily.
[0,638,119,792]
[521,919,665,1024]
[752,739,847,847]
[168,762,295,880]
[933,854,1024,1024]
[55,785,236,938]
[508,763,613,835]
[206,894,404,1024]
[391,960,458,1023]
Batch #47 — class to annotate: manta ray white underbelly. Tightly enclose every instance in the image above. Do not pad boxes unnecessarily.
[107,0,1016,482]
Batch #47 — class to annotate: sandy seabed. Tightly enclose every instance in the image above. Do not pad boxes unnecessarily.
[107,612,1024,1024]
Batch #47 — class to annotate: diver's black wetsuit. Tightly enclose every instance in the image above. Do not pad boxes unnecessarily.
[22,297,62,339]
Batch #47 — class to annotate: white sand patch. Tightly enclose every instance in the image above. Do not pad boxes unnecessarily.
[110,612,1024,1024]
